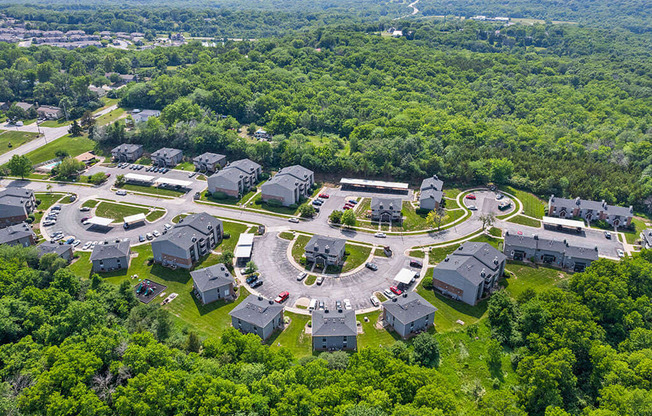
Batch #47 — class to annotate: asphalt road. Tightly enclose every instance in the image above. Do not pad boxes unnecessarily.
[0,123,70,166]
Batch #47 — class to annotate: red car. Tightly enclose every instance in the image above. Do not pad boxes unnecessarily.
[319,193,330,199]
[465,194,476,200]
[274,291,289,303]
[343,206,351,210]
[390,286,402,295]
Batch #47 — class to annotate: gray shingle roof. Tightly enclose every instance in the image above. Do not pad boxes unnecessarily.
[276,165,313,181]
[37,241,73,258]
[504,233,538,250]
[436,254,491,285]
[263,174,300,191]
[193,152,226,165]
[209,167,245,186]
[371,197,403,211]
[112,143,143,153]
[420,175,443,191]
[549,195,632,217]
[563,244,599,261]
[643,229,652,247]
[229,295,284,327]
[420,188,443,204]
[156,212,221,249]
[382,292,437,325]
[191,263,234,292]
[312,309,357,337]
[226,158,261,175]
[0,188,34,200]
[151,147,182,158]
[453,242,506,271]
[305,235,346,256]
[90,239,130,261]
[0,223,35,245]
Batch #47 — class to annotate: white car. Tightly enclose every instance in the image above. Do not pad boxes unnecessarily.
[617,249,625,258]
[370,295,380,307]
[297,272,307,281]
[164,223,172,230]
[116,190,127,196]
[343,299,352,310]
[288,217,300,223]
[467,204,477,210]
[152,230,161,237]
[43,220,56,226]
[188,171,196,178]
[383,289,396,299]
[82,242,91,250]
[374,232,387,238]
[316,276,324,285]
[72,240,81,247]
[79,206,91,212]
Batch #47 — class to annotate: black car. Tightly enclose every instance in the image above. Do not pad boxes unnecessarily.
[246,275,258,284]
[365,262,378,271]
[251,280,263,288]
[410,259,423,268]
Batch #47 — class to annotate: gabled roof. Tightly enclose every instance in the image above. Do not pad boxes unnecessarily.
[262,174,300,192]
[112,143,143,153]
[420,188,443,204]
[563,244,599,261]
[90,239,130,261]
[37,241,73,258]
[383,292,437,325]
[451,242,506,271]
[0,223,35,245]
[504,233,538,250]
[191,263,234,292]
[225,158,261,175]
[420,175,443,192]
[436,254,492,285]
[151,147,182,158]
[193,152,226,164]
[549,195,632,217]
[155,213,221,249]
[0,187,34,200]
[209,168,245,186]
[312,309,357,337]
[229,295,284,328]
[305,235,346,255]
[371,197,403,211]
[642,229,652,247]
[275,165,313,182]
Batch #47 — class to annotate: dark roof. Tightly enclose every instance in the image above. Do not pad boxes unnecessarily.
[90,239,130,261]
[453,242,506,271]
[643,229,652,247]
[151,147,182,158]
[209,167,245,185]
[549,195,632,217]
[112,143,143,153]
[312,309,357,337]
[305,235,346,256]
[191,263,234,292]
[193,152,226,165]
[229,295,284,327]
[0,223,34,245]
[225,158,261,175]
[436,254,492,285]
[420,188,443,204]
[371,197,403,211]
[263,174,300,191]
[563,243,599,261]
[382,292,437,325]
[420,175,443,191]
[504,233,538,250]
[536,237,568,253]
[0,187,34,200]
[156,212,221,249]
[37,241,73,258]
[276,165,313,181]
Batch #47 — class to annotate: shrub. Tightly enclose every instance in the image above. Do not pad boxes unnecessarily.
[299,257,306,265]
[267,199,282,207]
[422,275,433,290]
[35,199,42,206]
[223,233,231,239]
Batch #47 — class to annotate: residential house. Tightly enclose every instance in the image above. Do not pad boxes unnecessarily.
[151,147,183,167]
[0,222,36,247]
[191,263,235,304]
[90,239,131,272]
[382,292,436,338]
[0,188,36,228]
[132,109,160,123]
[0,102,9,111]
[304,235,346,267]
[261,165,314,207]
[193,152,227,173]
[151,213,222,269]
[229,295,285,340]
[548,195,634,227]
[371,197,403,222]
[432,242,506,306]
[419,175,444,211]
[14,102,34,112]
[504,232,600,272]
[254,129,271,140]
[207,158,261,198]
[312,309,358,351]
[641,229,652,249]
[37,241,73,262]
[88,85,107,97]
[111,143,144,162]
[36,105,63,120]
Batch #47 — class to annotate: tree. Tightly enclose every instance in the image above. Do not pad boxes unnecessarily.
[490,158,514,183]
[341,209,357,227]
[7,155,32,179]
[479,212,496,231]
[186,331,201,353]
[115,174,126,187]
[88,172,108,185]
[55,157,84,179]
[487,290,519,345]
[329,210,343,224]
[245,261,257,274]
[485,339,503,379]
[68,120,83,136]
[81,111,95,129]
[298,203,315,218]
[412,333,440,368]
[425,209,448,230]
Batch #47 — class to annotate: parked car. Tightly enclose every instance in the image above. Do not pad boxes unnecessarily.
[72,240,81,247]
[246,275,258,284]
[288,217,300,223]
[617,249,625,258]
[81,217,90,223]
[319,193,329,199]
[383,289,395,299]
[370,295,380,307]
[335,300,343,310]
[410,259,423,268]
[296,272,307,281]
[51,205,61,211]
[139,235,145,242]
[348,199,358,204]
[43,220,56,226]
[466,194,476,200]
[312,199,323,206]
[309,299,318,311]
[116,190,127,196]
[274,291,289,303]
[374,232,387,238]
[79,206,91,212]
[146,233,153,240]
[495,193,504,200]
[343,206,351,210]
[343,299,352,310]
[82,242,91,250]
[467,204,477,210]
[318,300,325,310]
[604,231,612,239]
[251,280,263,288]
[390,286,402,295]
[365,262,378,271]
[152,230,161,237]
[316,276,324,285]
[164,223,172,230]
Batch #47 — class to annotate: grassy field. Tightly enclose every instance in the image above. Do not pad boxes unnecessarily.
[279,231,294,240]
[146,210,166,222]
[202,190,241,206]
[252,195,298,216]
[0,130,40,156]
[94,108,126,126]
[501,262,570,298]
[622,217,649,244]
[95,201,149,221]
[34,192,66,224]
[82,199,100,208]
[69,221,250,338]
[291,235,312,265]
[174,161,196,172]
[355,198,371,219]
[120,183,185,197]
[507,214,542,228]
[428,233,503,265]
[358,310,398,349]
[305,275,317,285]
[337,244,373,273]
[268,312,312,357]
[24,134,96,165]
[505,187,546,218]
[444,198,460,209]
[39,119,71,128]
[443,188,463,198]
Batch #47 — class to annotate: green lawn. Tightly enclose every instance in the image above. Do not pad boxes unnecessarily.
[269,312,312,357]
[443,188,463,198]
[291,235,312,265]
[202,190,240,206]
[279,231,294,240]
[252,195,298,216]
[69,221,250,338]
[120,183,185,197]
[622,217,649,244]
[336,244,372,274]
[146,210,166,222]
[501,262,570,298]
[305,275,317,285]
[358,311,398,349]
[95,201,149,221]
[0,130,40,156]
[39,119,71,128]
[507,215,542,228]
[396,201,428,231]
[505,186,546,219]
[444,198,460,209]
[35,192,65,210]
[174,161,196,172]
[24,134,96,165]
[428,234,503,265]
[95,108,126,126]
[82,199,100,208]
[355,198,371,220]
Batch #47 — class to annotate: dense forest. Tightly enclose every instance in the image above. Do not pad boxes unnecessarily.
[1,245,652,415]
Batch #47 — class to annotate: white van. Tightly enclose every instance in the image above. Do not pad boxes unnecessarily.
[309,299,318,311]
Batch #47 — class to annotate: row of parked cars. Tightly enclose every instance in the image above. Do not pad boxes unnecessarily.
[116,163,171,174]
[137,223,173,242]
[42,204,62,227]
[342,198,358,210]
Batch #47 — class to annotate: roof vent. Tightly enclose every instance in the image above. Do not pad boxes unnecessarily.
[392,298,397,302]
[269,300,274,305]
[192,236,197,242]
[258,296,263,301]
[444,257,450,262]
[457,246,463,250]
[533,234,538,240]
[402,293,408,298]
[324,309,329,314]
[493,257,498,265]
[575,197,581,205]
